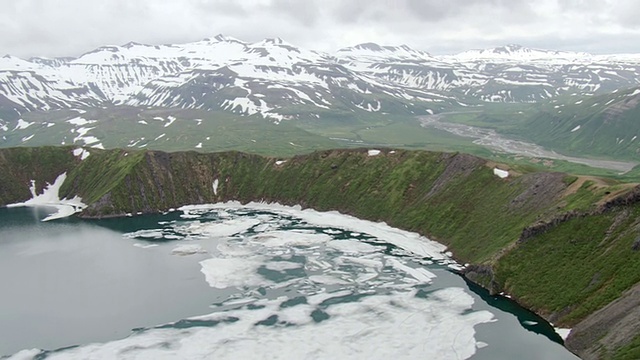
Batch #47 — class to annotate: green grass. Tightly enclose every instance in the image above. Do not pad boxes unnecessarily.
[496,206,640,326]
[5,107,340,158]
[6,101,640,183]
[61,149,146,206]
[614,335,640,360]
[441,90,640,162]
[299,114,497,157]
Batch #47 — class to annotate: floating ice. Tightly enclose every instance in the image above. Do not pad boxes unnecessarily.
[388,258,437,283]
[6,348,41,360]
[309,274,350,285]
[199,218,261,237]
[172,244,207,256]
[133,243,160,249]
[123,229,165,239]
[31,287,492,360]
[264,261,303,271]
[250,231,332,248]
[200,256,269,289]
[11,202,498,359]
[326,239,380,254]
[180,203,450,261]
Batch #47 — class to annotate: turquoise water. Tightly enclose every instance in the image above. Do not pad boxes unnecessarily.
[0,205,578,359]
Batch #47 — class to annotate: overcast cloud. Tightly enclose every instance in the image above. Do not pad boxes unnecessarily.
[1,0,639,58]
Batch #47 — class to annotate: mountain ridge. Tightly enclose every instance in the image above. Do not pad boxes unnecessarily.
[2,145,640,358]
[2,36,640,117]
[2,36,640,162]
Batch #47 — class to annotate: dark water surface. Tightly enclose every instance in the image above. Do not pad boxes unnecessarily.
[0,206,577,359]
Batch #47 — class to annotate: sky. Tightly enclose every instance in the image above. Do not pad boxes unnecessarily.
[2,0,640,58]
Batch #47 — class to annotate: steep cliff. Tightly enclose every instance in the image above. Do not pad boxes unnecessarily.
[1,146,639,359]
[0,146,80,205]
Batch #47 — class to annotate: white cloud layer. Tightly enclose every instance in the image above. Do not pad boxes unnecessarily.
[2,0,639,58]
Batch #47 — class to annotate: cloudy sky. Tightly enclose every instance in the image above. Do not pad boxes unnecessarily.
[2,0,639,58]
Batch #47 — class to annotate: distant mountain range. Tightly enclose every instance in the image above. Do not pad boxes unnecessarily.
[1,36,640,158]
[2,36,640,116]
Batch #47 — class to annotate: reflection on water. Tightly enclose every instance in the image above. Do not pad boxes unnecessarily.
[1,205,577,359]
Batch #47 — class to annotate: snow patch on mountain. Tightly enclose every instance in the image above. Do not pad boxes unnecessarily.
[1,37,640,120]
[21,134,34,142]
[449,44,591,62]
[6,173,87,222]
[73,147,91,160]
[67,117,95,126]
[15,119,34,130]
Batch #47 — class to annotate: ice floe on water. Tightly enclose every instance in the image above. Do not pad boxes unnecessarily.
[200,256,268,289]
[13,202,496,359]
[180,202,450,260]
[171,244,207,256]
[23,288,491,360]
[133,243,160,249]
[6,173,86,221]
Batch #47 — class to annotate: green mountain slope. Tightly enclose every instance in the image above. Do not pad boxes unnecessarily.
[2,146,640,358]
[518,87,640,160]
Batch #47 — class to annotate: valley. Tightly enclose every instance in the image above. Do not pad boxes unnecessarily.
[418,112,638,173]
[2,37,640,182]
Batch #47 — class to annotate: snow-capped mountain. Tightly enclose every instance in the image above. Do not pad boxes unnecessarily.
[0,36,463,124]
[1,37,640,124]
[448,44,591,61]
[340,44,640,103]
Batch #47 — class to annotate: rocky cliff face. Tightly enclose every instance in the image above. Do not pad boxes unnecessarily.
[0,146,79,205]
[1,146,639,359]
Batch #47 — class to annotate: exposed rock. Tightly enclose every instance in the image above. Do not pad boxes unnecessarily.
[462,264,501,295]
[518,211,582,243]
[508,172,567,212]
[566,282,640,359]
[424,152,484,198]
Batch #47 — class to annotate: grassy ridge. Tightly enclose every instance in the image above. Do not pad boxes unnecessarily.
[74,148,567,266]
[2,146,640,357]
[61,149,146,206]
